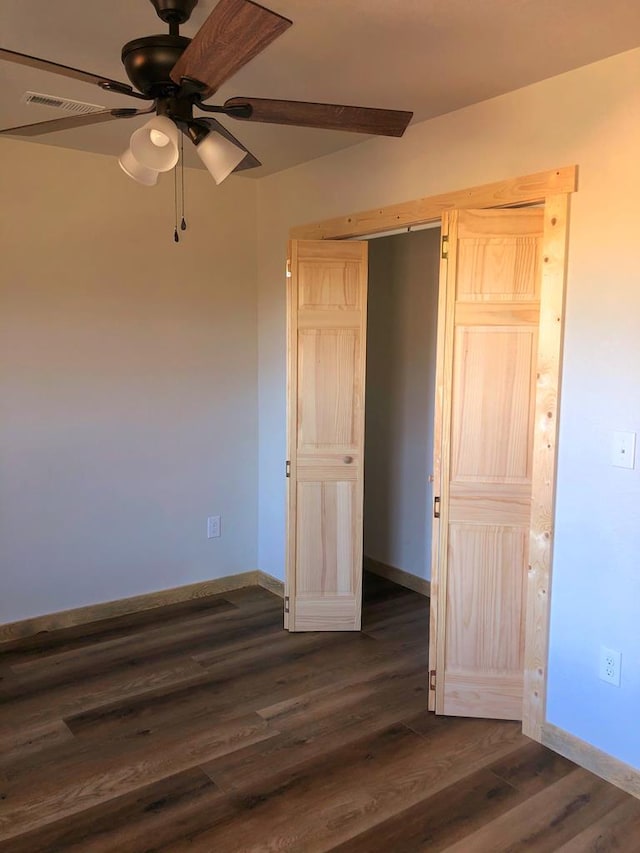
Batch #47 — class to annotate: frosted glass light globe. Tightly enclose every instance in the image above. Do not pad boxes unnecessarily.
[150,129,170,147]
[118,148,159,186]
[196,130,247,185]
[130,116,179,172]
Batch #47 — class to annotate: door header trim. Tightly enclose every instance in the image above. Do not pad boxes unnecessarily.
[289,166,577,241]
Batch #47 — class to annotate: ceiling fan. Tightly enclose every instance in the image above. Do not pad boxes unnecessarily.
[0,0,414,187]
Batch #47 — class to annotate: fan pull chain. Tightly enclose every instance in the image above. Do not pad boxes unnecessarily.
[180,135,187,232]
[173,160,180,243]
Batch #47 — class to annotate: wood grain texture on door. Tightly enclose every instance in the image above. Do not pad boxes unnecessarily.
[433,208,543,719]
[286,240,368,631]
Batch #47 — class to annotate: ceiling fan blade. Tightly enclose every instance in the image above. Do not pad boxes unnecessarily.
[0,108,145,138]
[0,48,140,96]
[224,97,413,137]
[191,117,261,171]
[170,0,292,97]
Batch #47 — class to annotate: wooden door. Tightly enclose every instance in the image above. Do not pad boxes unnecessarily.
[430,207,543,719]
[285,239,368,631]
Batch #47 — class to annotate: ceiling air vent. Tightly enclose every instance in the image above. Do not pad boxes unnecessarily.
[21,91,104,114]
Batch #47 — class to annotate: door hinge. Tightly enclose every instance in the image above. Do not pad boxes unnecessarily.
[441,234,449,259]
[285,460,291,478]
[284,596,290,613]
[430,669,437,691]
[286,258,292,278]
[433,496,440,518]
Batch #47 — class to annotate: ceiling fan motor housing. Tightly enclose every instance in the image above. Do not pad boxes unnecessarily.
[121,35,190,96]
[149,0,198,25]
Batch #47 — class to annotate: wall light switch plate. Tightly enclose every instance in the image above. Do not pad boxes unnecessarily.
[612,431,636,469]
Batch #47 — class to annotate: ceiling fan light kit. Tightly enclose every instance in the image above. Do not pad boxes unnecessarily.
[190,124,248,184]
[118,146,160,185]
[129,114,180,171]
[1,0,413,236]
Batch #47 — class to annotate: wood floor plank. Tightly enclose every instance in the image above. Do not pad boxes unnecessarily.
[362,588,425,622]
[0,605,283,735]
[63,633,399,741]
[0,657,210,736]
[220,586,284,609]
[439,766,629,852]
[0,720,74,769]
[203,666,429,792]
[6,601,269,690]
[332,741,577,853]
[488,739,576,795]
[163,719,527,852]
[363,593,429,626]
[0,711,275,841]
[331,766,524,853]
[554,796,640,852]
[1,573,637,851]
[257,654,426,730]
[0,593,239,664]
[0,667,20,702]
[362,605,430,646]
[191,621,315,667]
[0,767,221,853]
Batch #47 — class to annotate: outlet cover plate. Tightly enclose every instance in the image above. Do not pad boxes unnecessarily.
[207,515,221,539]
[612,431,636,469]
[599,646,621,687]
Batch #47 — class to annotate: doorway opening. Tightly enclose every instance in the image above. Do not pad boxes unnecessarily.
[363,226,441,607]
[286,166,574,742]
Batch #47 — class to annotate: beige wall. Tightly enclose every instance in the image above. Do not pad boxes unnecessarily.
[364,228,440,580]
[256,47,640,769]
[1,138,258,622]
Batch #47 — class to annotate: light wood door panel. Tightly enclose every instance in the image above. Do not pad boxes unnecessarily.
[296,481,356,595]
[298,261,361,310]
[446,525,527,673]
[286,239,368,631]
[298,329,359,450]
[431,208,543,719]
[451,327,537,483]
[456,208,542,302]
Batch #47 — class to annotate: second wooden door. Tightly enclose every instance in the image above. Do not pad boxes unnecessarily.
[430,207,544,720]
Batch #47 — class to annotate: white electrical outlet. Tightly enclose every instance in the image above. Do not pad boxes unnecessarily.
[207,515,221,539]
[599,646,621,687]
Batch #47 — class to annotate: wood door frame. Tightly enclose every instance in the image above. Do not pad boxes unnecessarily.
[289,166,576,744]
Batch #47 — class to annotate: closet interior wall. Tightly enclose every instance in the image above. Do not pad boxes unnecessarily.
[364,228,441,590]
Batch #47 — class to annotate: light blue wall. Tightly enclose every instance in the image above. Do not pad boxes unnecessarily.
[545,195,640,765]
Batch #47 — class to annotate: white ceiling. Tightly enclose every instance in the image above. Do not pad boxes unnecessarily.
[2,0,640,177]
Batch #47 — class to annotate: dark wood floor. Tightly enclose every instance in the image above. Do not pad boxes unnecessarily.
[1,575,639,851]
